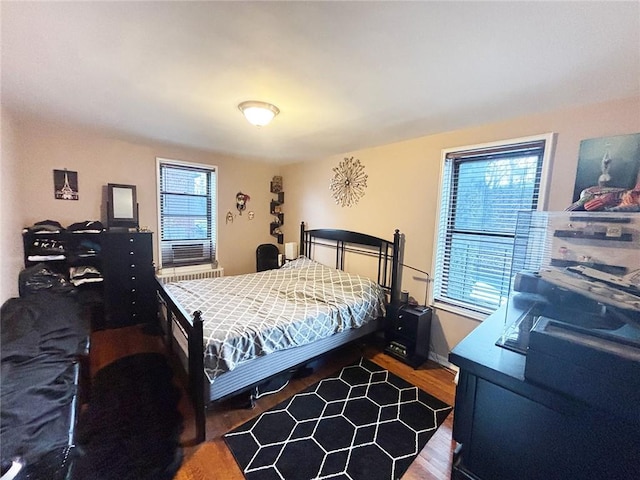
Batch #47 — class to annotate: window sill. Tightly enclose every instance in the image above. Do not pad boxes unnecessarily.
[432,300,490,322]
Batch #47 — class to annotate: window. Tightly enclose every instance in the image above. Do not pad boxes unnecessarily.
[157,158,217,269]
[433,134,554,317]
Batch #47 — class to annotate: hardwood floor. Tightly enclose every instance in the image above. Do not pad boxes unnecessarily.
[90,325,458,480]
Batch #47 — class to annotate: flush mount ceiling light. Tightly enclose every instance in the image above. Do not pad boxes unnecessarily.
[238,101,280,127]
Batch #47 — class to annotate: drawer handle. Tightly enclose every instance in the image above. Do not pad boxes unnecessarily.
[131,276,136,280]
[131,288,136,293]
[129,238,134,243]
[130,264,136,268]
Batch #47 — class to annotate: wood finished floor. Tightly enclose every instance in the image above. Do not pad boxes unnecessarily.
[90,325,457,480]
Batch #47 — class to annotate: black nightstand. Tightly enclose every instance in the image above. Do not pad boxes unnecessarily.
[384,303,432,368]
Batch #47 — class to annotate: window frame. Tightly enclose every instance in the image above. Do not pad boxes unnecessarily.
[431,133,555,320]
[156,157,218,273]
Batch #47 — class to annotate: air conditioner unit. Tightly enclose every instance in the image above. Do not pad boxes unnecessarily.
[161,240,213,266]
[171,242,207,264]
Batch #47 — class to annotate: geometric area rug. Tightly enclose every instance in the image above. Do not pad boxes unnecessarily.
[224,358,452,480]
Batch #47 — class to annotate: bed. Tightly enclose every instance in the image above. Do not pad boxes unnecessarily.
[156,223,402,443]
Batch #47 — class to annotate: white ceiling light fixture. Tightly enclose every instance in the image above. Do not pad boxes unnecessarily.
[238,101,280,127]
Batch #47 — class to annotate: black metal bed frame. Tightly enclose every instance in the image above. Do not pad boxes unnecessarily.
[299,222,401,301]
[156,223,402,444]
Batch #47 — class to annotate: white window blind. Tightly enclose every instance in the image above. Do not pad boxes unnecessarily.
[158,160,217,268]
[434,138,550,315]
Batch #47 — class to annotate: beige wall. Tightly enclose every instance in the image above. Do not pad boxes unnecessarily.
[1,108,25,301]
[0,112,279,304]
[282,96,640,363]
[3,98,638,359]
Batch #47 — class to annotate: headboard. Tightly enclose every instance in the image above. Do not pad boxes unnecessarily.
[299,222,402,304]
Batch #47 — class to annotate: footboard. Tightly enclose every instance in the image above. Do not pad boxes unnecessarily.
[156,277,206,443]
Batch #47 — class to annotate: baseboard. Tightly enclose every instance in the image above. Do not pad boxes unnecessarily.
[428,351,459,372]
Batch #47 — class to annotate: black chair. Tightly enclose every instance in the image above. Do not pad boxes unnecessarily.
[256,244,280,272]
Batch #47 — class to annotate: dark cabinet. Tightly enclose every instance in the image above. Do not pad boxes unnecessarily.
[449,308,640,480]
[384,304,432,368]
[101,232,155,328]
[22,230,156,329]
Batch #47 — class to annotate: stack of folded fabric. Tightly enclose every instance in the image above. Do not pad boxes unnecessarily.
[22,220,65,234]
[67,221,104,234]
[23,220,106,235]
[69,266,103,287]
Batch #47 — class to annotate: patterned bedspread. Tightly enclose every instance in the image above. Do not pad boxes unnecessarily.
[164,257,386,382]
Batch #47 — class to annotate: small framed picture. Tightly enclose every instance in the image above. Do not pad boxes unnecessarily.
[53,169,79,200]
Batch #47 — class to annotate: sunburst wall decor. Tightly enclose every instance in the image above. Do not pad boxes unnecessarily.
[329,156,368,207]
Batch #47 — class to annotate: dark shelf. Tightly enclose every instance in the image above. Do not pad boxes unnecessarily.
[270,182,283,195]
[549,259,627,275]
[270,210,284,222]
[270,223,284,244]
[270,202,284,215]
[569,215,631,224]
[553,230,632,241]
[269,188,284,243]
[22,231,104,270]
[383,346,426,369]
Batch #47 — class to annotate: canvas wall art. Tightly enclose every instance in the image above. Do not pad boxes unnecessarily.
[572,133,640,202]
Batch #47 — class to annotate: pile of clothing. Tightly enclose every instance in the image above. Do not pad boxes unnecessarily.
[1,292,90,479]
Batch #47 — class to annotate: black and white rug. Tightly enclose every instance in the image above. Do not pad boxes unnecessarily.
[224,358,452,480]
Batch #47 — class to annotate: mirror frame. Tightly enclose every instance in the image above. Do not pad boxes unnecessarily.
[107,183,139,229]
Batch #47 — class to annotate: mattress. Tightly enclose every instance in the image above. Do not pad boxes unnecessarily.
[163,257,386,383]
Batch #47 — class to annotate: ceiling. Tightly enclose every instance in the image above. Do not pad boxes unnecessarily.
[2,2,639,164]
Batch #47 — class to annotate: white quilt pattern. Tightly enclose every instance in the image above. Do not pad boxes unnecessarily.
[164,257,386,382]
